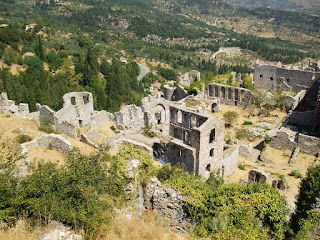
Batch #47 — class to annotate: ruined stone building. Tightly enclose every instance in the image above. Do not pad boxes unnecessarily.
[254,59,320,92]
[114,93,238,179]
[204,83,252,107]
[177,70,201,86]
[0,92,31,118]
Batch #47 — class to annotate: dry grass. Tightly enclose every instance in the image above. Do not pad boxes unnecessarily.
[0,221,42,240]
[98,212,185,240]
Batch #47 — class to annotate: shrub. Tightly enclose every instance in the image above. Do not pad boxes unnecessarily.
[223,111,239,127]
[265,134,272,143]
[236,129,249,139]
[289,170,303,179]
[242,120,252,125]
[39,116,55,133]
[17,134,32,144]
[142,124,157,138]
[238,164,245,170]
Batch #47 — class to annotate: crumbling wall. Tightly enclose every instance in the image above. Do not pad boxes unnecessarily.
[205,83,251,107]
[284,90,306,110]
[288,110,315,127]
[56,92,94,127]
[144,178,192,233]
[0,92,31,118]
[90,110,114,130]
[177,70,200,86]
[114,104,144,132]
[270,128,320,155]
[254,60,319,92]
[248,169,270,183]
[221,147,239,177]
[56,121,77,138]
[21,134,72,164]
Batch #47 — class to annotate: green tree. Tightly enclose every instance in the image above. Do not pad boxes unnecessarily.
[223,111,239,126]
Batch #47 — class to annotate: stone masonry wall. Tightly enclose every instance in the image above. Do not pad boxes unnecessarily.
[21,134,72,164]
[205,83,251,107]
[270,128,320,155]
[288,110,315,127]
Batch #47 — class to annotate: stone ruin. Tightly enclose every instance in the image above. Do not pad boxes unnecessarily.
[20,134,72,165]
[254,59,320,92]
[39,92,114,140]
[1,88,238,179]
[177,70,201,86]
[204,83,252,107]
[111,92,238,179]
[0,92,36,119]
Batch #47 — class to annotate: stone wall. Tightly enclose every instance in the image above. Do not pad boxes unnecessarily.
[90,110,114,130]
[114,104,144,132]
[284,90,307,110]
[205,83,251,107]
[177,70,200,86]
[56,92,94,127]
[0,92,32,118]
[254,60,320,92]
[270,128,320,155]
[56,120,77,138]
[21,134,72,164]
[144,178,192,233]
[221,147,239,177]
[288,110,315,127]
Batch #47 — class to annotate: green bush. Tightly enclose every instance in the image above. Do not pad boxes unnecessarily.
[236,129,249,139]
[289,170,303,179]
[142,124,157,138]
[17,134,32,144]
[238,164,245,170]
[223,111,239,127]
[243,120,252,125]
[39,115,55,133]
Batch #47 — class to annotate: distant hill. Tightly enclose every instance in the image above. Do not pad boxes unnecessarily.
[219,0,320,12]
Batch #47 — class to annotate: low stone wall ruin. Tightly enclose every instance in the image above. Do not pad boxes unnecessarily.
[270,128,320,155]
[144,178,192,233]
[21,134,72,164]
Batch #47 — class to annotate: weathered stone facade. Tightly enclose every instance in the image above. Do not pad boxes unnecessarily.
[204,83,252,107]
[144,178,192,233]
[254,59,320,92]
[177,70,200,86]
[39,92,114,140]
[269,128,320,155]
[0,92,33,119]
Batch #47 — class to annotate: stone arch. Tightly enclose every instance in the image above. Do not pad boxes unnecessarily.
[154,104,166,124]
[215,86,219,97]
[235,89,239,101]
[228,88,232,100]
[211,103,219,113]
[221,87,226,98]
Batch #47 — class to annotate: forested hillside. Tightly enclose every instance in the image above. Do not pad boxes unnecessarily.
[0,0,319,111]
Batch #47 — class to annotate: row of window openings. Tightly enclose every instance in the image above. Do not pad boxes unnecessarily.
[173,129,216,143]
[177,148,214,158]
[70,96,89,105]
[172,111,202,127]
[259,75,290,83]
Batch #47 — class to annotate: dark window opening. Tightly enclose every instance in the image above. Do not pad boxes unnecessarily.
[206,164,211,171]
[270,77,273,81]
[83,96,89,104]
[209,129,216,143]
[260,74,263,79]
[287,78,290,83]
[71,97,76,105]
[210,148,214,157]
